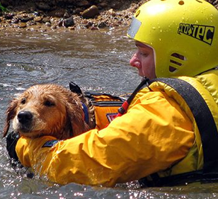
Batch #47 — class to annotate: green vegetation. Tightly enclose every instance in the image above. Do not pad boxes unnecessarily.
[0,3,8,12]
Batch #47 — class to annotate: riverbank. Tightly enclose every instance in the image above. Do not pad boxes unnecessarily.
[0,0,217,33]
[0,0,147,33]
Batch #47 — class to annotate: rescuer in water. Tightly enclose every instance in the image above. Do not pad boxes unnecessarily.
[7,0,218,187]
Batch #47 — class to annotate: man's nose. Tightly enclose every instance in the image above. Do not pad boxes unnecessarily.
[129,52,140,68]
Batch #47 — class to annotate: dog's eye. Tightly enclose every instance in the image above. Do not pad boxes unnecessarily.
[21,98,26,104]
[44,100,55,107]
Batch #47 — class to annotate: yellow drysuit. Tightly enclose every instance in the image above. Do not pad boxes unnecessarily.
[16,70,218,187]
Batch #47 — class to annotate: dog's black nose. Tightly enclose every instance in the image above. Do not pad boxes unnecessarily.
[18,111,33,124]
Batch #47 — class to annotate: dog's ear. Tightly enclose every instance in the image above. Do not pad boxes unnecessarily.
[3,99,18,137]
[69,82,82,95]
[66,94,90,137]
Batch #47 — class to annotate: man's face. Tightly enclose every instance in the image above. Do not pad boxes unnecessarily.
[129,41,156,79]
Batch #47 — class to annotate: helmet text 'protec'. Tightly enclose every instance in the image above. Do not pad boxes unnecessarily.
[178,23,215,45]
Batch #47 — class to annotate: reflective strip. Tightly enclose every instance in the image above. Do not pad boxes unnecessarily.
[106,113,118,122]
[127,17,142,38]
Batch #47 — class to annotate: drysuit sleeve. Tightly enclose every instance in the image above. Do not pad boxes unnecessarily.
[16,90,194,187]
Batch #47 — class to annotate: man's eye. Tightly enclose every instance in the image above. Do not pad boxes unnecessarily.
[44,100,55,107]
[140,52,148,56]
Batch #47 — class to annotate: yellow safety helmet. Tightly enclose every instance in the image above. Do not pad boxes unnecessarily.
[128,0,218,78]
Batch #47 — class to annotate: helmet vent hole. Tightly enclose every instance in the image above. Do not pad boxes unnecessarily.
[171,53,185,61]
[178,0,184,5]
[170,59,182,66]
[135,9,140,17]
[169,66,177,73]
[169,53,186,73]
[196,0,203,3]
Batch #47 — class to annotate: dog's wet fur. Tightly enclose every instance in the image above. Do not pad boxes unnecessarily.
[3,84,95,139]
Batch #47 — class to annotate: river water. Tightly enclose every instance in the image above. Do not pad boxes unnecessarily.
[0,28,218,198]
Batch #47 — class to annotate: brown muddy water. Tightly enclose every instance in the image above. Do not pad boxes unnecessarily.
[0,28,218,199]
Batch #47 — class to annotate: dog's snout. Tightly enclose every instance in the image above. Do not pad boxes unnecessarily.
[18,111,33,124]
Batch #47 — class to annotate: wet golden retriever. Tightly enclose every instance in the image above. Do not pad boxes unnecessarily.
[3,84,95,139]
